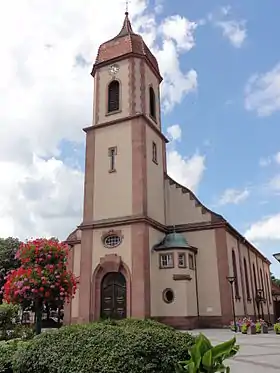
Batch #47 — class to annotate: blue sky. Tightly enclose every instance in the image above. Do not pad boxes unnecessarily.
[153,1,280,275]
[0,0,280,276]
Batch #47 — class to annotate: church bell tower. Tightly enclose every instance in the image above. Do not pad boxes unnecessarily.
[77,12,169,323]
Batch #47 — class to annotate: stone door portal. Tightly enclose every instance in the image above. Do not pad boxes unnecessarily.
[101,272,126,319]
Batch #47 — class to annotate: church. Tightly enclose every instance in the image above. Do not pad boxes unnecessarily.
[64,12,274,329]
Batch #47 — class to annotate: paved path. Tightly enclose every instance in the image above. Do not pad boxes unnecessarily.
[190,329,280,372]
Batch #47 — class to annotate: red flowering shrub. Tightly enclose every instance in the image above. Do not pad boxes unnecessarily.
[1,239,77,308]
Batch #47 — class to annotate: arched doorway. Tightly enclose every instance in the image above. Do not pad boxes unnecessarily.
[101,272,126,319]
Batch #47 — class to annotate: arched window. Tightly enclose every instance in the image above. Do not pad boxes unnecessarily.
[108,80,120,113]
[260,268,264,295]
[253,263,257,296]
[232,250,240,298]
[243,258,251,300]
[265,273,272,304]
[260,269,264,288]
[149,86,156,120]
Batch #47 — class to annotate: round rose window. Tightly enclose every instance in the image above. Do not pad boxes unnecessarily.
[104,234,122,248]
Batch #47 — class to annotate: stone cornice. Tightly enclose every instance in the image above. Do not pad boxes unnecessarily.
[83,113,169,144]
[91,53,163,83]
[65,215,271,264]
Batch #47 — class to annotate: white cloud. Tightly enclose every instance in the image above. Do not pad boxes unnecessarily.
[245,214,280,241]
[160,15,197,52]
[0,0,199,239]
[210,7,247,48]
[155,0,164,14]
[157,14,199,111]
[167,151,205,193]
[167,124,182,141]
[216,20,247,48]
[245,63,280,116]
[218,188,250,205]
[275,153,280,164]
[221,6,231,16]
[259,157,272,167]
[157,41,198,112]
[268,174,280,192]
[259,152,280,167]
[0,156,83,240]
[166,124,206,192]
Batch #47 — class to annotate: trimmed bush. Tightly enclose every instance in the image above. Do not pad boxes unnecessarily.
[0,339,27,373]
[117,318,174,330]
[0,304,20,341]
[13,319,195,373]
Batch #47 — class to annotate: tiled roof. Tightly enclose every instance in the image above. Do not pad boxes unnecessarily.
[92,13,161,79]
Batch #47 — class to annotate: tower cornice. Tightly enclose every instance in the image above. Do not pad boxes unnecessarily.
[83,113,169,143]
[91,52,163,83]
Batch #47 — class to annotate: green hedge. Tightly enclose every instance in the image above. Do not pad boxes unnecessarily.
[13,319,195,373]
[0,340,27,373]
[96,317,174,330]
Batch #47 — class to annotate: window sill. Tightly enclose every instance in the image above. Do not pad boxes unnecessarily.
[178,265,187,269]
[159,266,174,269]
[152,159,158,165]
[247,298,252,303]
[235,296,241,301]
[106,109,122,116]
[108,169,116,173]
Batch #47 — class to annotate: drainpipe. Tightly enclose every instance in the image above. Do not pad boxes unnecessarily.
[194,254,200,322]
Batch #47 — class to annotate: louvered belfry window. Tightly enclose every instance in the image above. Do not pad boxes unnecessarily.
[149,86,156,119]
[108,80,120,113]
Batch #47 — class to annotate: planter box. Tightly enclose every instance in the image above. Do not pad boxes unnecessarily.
[249,325,256,335]
[262,325,268,334]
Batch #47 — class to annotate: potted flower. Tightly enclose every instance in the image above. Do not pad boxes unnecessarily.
[274,323,280,335]
[255,321,261,334]
[230,321,236,332]
[260,319,268,334]
[241,317,251,334]
[230,320,240,332]
[249,321,256,335]
[237,318,242,332]
[241,324,248,334]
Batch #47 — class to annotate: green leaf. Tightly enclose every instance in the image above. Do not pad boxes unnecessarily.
[225,345,240,359]
[186,361,197,373]
[211,337,236,359]
[198,333,212,356]
[189,341,202,369]
[202,349,213,369]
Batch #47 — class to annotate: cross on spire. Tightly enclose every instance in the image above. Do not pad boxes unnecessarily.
[125,0,131,15]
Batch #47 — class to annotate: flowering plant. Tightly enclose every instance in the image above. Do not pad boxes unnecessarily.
[1,239,78,334]
[274,322,280,334]
[240,317,253,333]
[255,321,261,333]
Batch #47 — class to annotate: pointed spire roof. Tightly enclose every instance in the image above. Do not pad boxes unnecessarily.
[116,12,134,38]
[92,13,162,81]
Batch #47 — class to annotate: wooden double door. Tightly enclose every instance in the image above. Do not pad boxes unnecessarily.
[101,272,126,319]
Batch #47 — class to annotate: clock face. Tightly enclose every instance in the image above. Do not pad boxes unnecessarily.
[109,64,119,75]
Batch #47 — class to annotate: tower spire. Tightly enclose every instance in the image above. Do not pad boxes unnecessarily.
[116,2,134,38]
